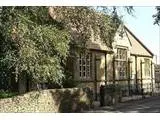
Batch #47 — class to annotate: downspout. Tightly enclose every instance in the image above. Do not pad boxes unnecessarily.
[113,55,115,85]
[94,54,98,101]
[140,60,143,93]
[128,60,131,96]
[135,56,138,93]
[151,61,154,95]
[140,60,145,98]
[105,52,107,85]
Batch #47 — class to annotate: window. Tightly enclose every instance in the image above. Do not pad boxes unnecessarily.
[144,59,150,77]
[116,48,127,60]
[116,48,127,79]
[79,53,92,79]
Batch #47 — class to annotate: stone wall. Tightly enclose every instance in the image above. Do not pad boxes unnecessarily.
[0,88,93,112]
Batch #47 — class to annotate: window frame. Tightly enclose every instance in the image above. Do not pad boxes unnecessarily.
[115,48,128,80]
[78,53,92,80]
[144,58,151,77]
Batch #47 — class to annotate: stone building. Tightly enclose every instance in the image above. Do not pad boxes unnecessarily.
[73,25,155,99]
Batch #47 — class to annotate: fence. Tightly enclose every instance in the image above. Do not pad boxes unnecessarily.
[105,81,155,97]
[154,82,160,95]
[99,82,155,106]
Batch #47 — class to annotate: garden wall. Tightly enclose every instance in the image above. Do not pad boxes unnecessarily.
[0,88,93,112]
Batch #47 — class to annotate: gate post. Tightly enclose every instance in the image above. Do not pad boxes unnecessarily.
[100,84,105,106]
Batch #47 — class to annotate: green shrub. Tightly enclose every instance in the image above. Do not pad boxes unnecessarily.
[62,79,79,88]
[105,84,122,105]
[105,84,121,96]
[0,90,18,99]
[62,71,79,88]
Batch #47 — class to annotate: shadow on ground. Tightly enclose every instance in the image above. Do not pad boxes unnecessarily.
[88,96,160,113]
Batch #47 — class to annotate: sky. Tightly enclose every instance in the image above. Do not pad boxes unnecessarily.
[122,7,159,64]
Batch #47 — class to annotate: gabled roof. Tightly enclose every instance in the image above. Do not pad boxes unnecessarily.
[124,25,154,57]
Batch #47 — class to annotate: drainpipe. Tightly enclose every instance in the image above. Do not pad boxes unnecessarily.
[140,60,145,98]
[128,58,132,96]
[113,55,115,85]
[151,61,154,96]
[94,54,98,101]
[135,56,138,93]
[105,52,107,85]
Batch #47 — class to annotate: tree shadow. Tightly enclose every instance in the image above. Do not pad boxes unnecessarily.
[91,96,160,113]
[49,88,93,113]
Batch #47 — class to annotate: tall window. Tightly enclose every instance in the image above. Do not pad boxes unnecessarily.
[144,58,150,77]
[115,48,127,79]
[79,53,92,79]
[116,48,127,60]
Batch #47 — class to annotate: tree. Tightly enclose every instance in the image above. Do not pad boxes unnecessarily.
[0,6,134,90]
[49,6,134,51]
[153,6,160,25]
[0,7,70,89]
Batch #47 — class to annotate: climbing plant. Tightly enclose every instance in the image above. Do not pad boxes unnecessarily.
[49,7,122,50]
[0,6,134,89]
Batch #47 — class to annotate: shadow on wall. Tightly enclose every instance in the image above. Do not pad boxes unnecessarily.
[49,88,94,112]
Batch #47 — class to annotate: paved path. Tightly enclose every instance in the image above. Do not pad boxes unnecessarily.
[87,96,160,113]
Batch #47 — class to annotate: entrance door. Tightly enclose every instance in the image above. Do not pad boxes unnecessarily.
[94,53,106,101]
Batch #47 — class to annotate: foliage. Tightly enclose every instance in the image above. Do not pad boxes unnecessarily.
[0,6,134,90]
[0,90,17,98]
[105,84,122,97]
[49,7,122,52]
[0,7,70,87]
[62,71,79,88]
[153,6,160,25]
[105,84,122,105]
